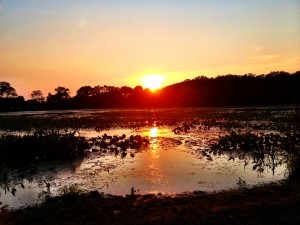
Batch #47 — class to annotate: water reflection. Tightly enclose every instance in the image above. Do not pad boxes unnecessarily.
[148,127,160,183]
[150,127,158,138]
[149,127,158,151]
[0,126,288,210]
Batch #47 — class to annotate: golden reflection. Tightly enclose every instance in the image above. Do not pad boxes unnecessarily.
[149,147,161,182]
[150,127,158,138]
[148,126,160,181]
[149,126,159,152]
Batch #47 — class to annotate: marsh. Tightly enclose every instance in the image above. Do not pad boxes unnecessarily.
[1,106,297,209]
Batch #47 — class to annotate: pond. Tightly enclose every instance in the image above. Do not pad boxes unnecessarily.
[0,107,296,209]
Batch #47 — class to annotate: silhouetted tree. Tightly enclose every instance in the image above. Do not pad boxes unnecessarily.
[76,86,93,98]
[130,86,144,106]
[47,87,70,101]
[91,85,102,96]
[0,96,24,111]
[0,82,17,98]
[155,71,300,107]
[120,86,133,97]
[1,71,299,111]
[30,90,45,103]
[133,85,143,93]
[46,86,71,109]
[54,86,70,99]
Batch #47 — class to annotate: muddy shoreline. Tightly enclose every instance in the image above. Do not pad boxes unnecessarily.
[1,179,300,225]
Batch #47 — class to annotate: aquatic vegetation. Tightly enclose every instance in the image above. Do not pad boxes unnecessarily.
[210,131,300,178]
[88,133,150,156]
[0,129,91,167]
[210,131,262,152]
[281,133,300,178]
[0,107,297,132]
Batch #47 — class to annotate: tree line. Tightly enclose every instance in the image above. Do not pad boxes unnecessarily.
[0,71,300,112]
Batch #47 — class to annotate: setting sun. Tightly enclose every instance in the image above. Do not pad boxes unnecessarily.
[141,75,165,91]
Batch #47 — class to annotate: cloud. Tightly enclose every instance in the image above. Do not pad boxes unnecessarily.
[247,54,279,61]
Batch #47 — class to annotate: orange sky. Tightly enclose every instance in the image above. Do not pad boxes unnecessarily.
[0,0,299,99]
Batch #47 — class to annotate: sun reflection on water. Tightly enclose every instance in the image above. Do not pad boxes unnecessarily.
[149,127,159,152]
[148,126,161,182]
[150,127,158,138]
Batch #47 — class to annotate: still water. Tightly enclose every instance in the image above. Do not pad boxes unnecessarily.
[0,108,289,209]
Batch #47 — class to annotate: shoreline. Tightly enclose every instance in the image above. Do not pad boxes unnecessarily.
[1,179,300,225]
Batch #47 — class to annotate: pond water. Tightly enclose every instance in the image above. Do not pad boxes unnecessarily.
[0,107,294,209]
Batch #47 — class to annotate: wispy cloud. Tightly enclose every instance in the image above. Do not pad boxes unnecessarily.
[247,54,279,61]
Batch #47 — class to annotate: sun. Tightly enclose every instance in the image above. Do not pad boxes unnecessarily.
[141,74,165,91]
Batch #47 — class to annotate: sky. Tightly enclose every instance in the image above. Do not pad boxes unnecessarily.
[0,0,299,99]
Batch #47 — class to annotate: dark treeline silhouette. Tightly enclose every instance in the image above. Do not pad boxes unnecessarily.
[1,71,300,112]
[158,71,300,107]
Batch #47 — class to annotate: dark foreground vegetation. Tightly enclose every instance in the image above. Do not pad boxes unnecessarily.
[0,130,90,166]
[1,71,300,111]
[210,131,300,178]
[1,179,300,225]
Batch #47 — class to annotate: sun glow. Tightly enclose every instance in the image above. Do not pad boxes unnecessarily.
[141,75,165,91]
